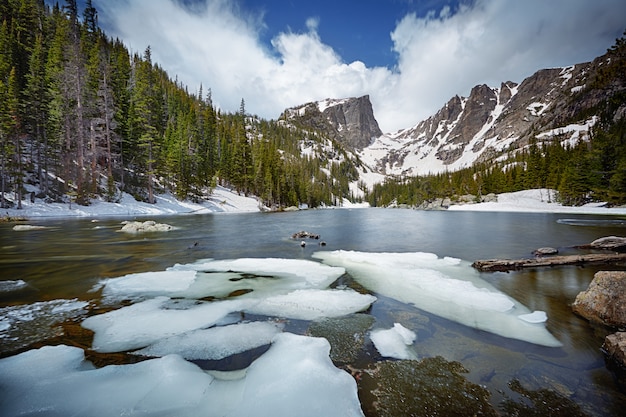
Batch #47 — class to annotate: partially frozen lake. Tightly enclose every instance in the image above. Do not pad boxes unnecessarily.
[1,209,625,415]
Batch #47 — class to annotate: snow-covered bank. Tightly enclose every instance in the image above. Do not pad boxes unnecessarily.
[448,189,626,215]
[1,186,263,219]
[5,187,626,219]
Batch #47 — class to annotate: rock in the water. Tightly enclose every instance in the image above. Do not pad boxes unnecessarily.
[589,236,626,251]
[292,231,320,240]
[533,247,559,256]
[120,220,175,233]
[602,332,626,390]
[572,271,626,327]
[604,332,626,366]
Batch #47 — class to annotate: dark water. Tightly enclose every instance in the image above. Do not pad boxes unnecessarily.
[2,208,626,415]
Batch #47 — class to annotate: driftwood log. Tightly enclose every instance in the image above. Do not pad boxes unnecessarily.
[472,253,626,272]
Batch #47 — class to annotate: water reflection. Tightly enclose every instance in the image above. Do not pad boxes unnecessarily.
[1,210,626,415]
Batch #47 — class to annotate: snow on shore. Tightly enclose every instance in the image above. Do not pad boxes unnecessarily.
[4,187,626,219]
[448,189,626,215]
[2,185,262,218]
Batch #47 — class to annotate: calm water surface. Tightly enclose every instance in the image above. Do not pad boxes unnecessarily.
[2,208,626,415]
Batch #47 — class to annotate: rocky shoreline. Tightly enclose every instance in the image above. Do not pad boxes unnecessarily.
[473,235,626,390]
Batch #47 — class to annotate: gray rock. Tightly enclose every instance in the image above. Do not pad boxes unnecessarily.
[602,332,626,389]
[281,95,382,151]
[603,332,626,366]
[572,271,626,328]
[533,247,559,256]
[589,236,626,251]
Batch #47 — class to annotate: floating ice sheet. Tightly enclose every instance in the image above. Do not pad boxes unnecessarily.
[82,297,252,353]
[246,289,377,321]
[313,250,561,347]
[370,323,417,360]
[135,321,284,360]
[98,258,347,301]
[0,334,364,417]
[0,279,27,292]
[173,257,346,290]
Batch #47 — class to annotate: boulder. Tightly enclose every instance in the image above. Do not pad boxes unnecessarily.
[589,236,626,251]
[603,332,626,367]
[533,247,559,256]
[571,271,626,328]
[292,231,320,240]
[120,220,175,233]
[602,332,626,390]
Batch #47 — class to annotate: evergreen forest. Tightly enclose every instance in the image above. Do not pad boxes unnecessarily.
[0,0,359,210]
[0,1,625,211]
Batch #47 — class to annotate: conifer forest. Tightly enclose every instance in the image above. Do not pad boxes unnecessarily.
[0,1,625,210]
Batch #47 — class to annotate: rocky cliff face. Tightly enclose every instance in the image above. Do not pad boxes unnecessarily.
[280,47,624,182]
[280,95,382,150]
[359,49,625,177]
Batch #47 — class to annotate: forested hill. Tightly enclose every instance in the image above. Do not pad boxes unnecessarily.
[0,0,366,211]
[2,1,625,212]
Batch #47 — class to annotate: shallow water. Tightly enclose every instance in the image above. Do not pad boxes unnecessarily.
[1,209,626,415]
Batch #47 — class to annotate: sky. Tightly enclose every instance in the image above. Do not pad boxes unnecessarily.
[89,0,626,133]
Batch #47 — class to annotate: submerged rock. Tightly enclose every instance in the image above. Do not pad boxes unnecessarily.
[500,379,588,417]
[533,247,559,256]
[361,357,497,417]
[307,314,375,364]
[572,271,626,328]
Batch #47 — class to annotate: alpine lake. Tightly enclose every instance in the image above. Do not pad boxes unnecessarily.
[2,208,626,416]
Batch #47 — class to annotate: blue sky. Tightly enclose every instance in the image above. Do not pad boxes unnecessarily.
[91,0,625,132]
[238,0,463,68]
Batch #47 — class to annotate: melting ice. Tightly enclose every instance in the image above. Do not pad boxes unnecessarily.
[1,257,373,416]
[371,323,418,360]
[0,334,364,417]
[313,250,561,347]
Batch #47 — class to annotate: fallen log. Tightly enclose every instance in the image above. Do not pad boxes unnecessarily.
[472,253,626,272]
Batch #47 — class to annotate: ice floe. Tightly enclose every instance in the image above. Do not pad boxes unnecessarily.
[0,334,364,417]
[313,250,561,347]
[370,323,417,360]
[97,258,347,302]
[247,288,376,321]
[82,297,251,353]
[0,279,27,292]
[12,224,49,231]
[86,258,374,353]
[135,321,284,360]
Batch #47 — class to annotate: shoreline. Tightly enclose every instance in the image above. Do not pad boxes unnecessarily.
[3,188,626,221]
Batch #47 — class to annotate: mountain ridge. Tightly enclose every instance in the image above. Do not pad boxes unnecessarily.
[284,47,625,182]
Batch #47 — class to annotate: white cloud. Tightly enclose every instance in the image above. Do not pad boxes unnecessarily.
[97,0,626,133]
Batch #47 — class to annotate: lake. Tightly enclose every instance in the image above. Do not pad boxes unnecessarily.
[1,208,626,416]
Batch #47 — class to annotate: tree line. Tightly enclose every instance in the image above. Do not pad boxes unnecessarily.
[0,0,359,210]
[366,32,626,208]
[1,1,624,211]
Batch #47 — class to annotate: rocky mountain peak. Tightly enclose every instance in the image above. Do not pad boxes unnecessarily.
[357,48,624,178]
[281,95,382,150]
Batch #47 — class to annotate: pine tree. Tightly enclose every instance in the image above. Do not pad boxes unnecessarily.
[129,46,161,203]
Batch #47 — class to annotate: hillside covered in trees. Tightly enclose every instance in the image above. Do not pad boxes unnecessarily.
[366,32,626,208]
[1,1,625,213]
[0,0,364,211]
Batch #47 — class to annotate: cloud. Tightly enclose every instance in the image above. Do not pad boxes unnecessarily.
[97,0,626,133]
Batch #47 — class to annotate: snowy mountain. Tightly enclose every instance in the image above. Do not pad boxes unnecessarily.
[280,95,382,150]
[284,48,624,184]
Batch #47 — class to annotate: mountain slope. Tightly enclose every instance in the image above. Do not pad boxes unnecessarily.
[358,49,624,177]
[280,95,382,150]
